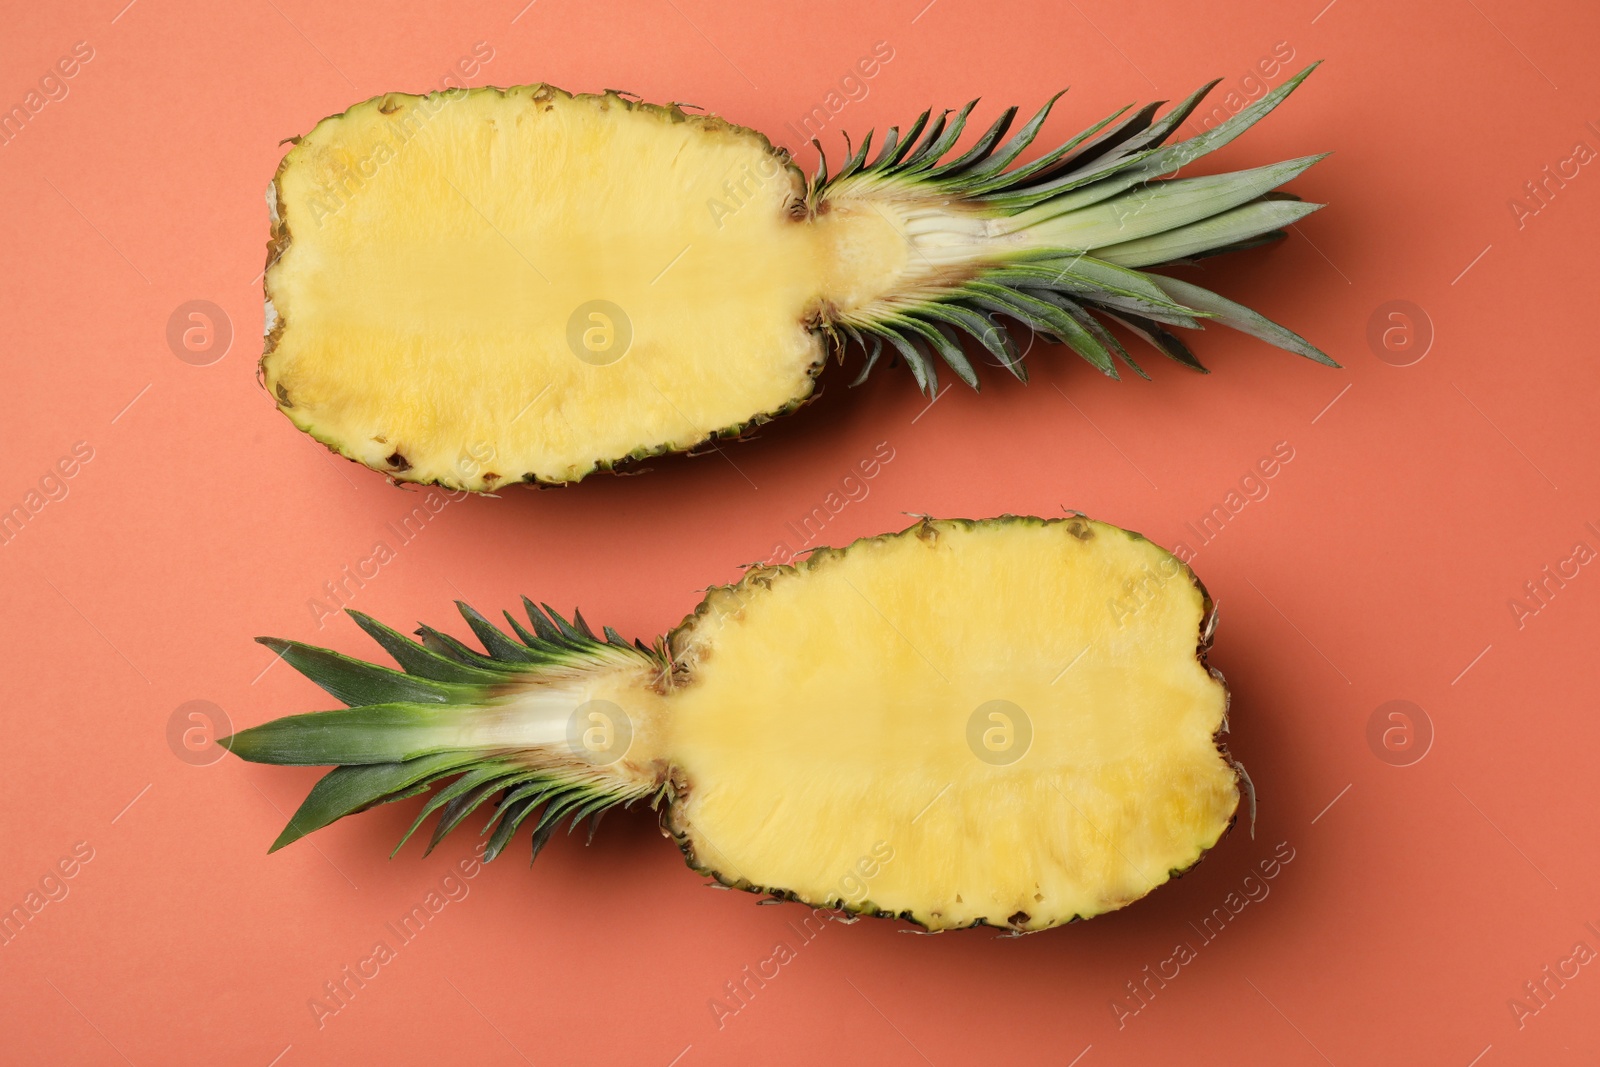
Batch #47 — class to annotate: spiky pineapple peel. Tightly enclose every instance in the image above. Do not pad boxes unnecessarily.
[263,66,1334,491]
[222,515,1242,934]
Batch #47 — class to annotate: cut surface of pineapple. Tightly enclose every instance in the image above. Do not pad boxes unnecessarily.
[222,516,1239,932]
[262,74,1333,490]
[267,88,823,486]
[664,519,1236,929]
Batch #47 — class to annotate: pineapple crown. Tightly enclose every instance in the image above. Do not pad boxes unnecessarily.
[222,601,662,863]
[807,63,1336,392]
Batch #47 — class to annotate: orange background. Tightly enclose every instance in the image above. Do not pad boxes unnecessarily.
[2,0,1597,1064]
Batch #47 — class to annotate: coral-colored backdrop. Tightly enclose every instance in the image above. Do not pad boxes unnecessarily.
[2,1,1597,1064]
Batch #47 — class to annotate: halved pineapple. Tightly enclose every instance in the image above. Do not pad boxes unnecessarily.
[223,516,1239,932]
[262,71,1333,489]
